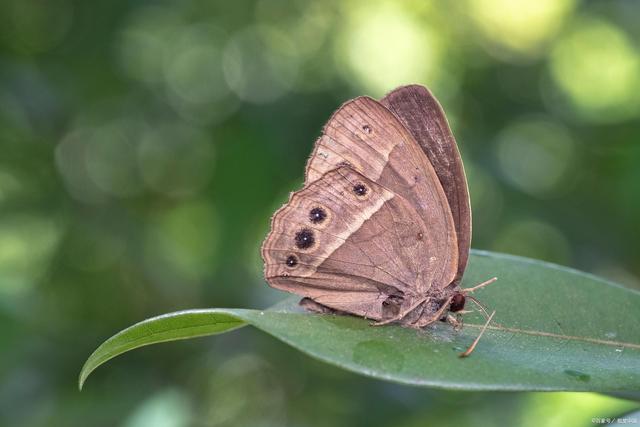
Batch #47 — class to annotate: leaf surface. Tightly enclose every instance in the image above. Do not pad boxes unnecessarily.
[80,251,640,391]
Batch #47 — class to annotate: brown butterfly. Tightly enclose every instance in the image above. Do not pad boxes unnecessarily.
[262,85,495,355]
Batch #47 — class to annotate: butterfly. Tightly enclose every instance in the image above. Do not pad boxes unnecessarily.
[261,85,495,355]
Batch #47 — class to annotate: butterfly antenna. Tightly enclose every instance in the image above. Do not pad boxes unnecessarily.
[459,310,495,358]
[466,295,491,320]
[462,277,497,294]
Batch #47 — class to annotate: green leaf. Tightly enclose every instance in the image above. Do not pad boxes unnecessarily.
[79,250,640,391]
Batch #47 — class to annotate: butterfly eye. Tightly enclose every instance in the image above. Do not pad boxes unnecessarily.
[285,255,298,268]
[294,228,315,249]
[353,183,368,197]
[450,293,466,312]
[309,207,327,224]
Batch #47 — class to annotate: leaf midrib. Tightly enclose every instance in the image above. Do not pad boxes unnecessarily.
[463,321,640,349]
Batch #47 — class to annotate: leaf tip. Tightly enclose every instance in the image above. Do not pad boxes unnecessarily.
[78,361,93,391]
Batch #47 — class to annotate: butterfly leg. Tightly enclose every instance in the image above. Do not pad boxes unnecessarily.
[459,310,496,357]
[370,297,428,326]
[412,295,453,328]
[444,313,464,331]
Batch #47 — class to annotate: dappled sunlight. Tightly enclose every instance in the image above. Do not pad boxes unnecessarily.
[118,6,239,123]
[0,0,74,55]
[520,393,637,427]
[2,0,640,425]
[0,169,24,203]
[138,123,215,198]
[466,0,575,61]
[124,389,192,427]
[199,354,286,426]
[163,25,230,106]
[464,162,505,241]
[548,16,640,122]
[83,119,146,197]
[0,214,63,299]
[223,26,299,103]
[63,220,125,272]
[143,200,219,291]
[55,128,110,204]
[492,218,571,264]
[161,24,240,124]
[337,2,442,96]
[118,5,185,85]
[255,0,333,63]
[496,117,577,197]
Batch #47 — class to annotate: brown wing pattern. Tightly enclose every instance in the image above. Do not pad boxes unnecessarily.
[262,166,449,320]
[262,93,460,321]
[381,85,471,285]
[304,96,458,291]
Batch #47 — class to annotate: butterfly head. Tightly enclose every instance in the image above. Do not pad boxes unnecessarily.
[449,292,466,312]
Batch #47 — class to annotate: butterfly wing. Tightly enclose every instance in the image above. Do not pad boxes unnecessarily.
[262,166,450,320]
[304,96,458,293]
[381,85,471,286]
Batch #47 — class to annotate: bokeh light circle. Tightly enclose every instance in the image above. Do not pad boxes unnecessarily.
[223,26,299,103]
[337,2,441,96]
[138,123,215,198]
[84,119,146,198]
[548,16,640,122]
[496,117,577,197]
[465,0,575,61]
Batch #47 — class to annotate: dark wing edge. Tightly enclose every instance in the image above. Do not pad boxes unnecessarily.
[380,84,471,285]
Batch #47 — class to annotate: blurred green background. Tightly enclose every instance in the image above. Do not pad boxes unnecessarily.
[1,0,639,426]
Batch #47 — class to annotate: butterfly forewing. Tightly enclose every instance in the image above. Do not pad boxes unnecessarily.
[381,85,471,285]
[304,96,458,292]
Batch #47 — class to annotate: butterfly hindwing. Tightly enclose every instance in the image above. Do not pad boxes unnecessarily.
[262,166,449,320]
